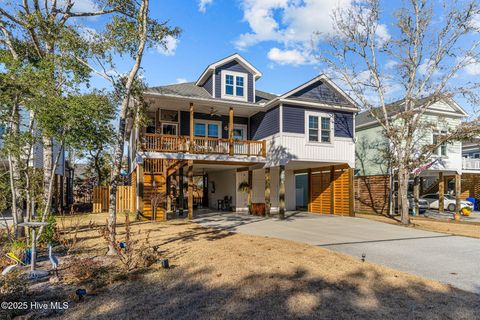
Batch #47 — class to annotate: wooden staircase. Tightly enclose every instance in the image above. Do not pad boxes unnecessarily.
[140,159,187,220]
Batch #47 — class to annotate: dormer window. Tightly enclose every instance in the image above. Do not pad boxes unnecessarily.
[221,70,247,101]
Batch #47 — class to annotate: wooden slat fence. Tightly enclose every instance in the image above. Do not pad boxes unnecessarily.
[93,186,136,213]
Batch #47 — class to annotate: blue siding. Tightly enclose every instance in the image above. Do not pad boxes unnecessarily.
[180,111,248,138]
[282,104,354,138]
[249,107,280,140]
[202,74,213,96]
[290,80,349,105]
[214,60,254,103]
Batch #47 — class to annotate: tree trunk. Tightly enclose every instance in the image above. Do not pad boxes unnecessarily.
[397,166,410,224]
[42,136,53,212]
[106,0,149,255]
[8,154,24,238]
[107,117,127,255]
[7,101,24,238]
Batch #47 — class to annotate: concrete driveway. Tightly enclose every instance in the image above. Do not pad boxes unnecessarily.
[194,212,480,294]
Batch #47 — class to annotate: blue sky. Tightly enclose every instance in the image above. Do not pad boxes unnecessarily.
[80,0,480,113]
[87,0,338,95]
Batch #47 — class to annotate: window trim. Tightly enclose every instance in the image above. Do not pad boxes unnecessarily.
[159,109,179,123]
[232,124,248,140]
[304,111,334,145]
[194,119,223,138]
[220,70,248,102]
[433,130,448,157]
[160,123,178,136]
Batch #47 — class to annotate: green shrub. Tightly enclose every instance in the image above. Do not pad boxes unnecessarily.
[9,240,27,261]
[38,215,57,245]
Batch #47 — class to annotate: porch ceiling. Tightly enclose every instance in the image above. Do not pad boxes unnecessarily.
[145,96,263,117]
[192,163,251,174]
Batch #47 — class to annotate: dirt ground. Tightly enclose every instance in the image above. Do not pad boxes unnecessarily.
[3,213,480,319]
[356,213,480,239]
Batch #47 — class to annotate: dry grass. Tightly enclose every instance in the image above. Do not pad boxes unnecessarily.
[7,212,480,319]
[356,213,480,239]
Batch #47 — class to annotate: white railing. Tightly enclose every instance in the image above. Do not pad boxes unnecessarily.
[462,158,480,170]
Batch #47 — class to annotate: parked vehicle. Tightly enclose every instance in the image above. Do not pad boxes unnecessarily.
[407,194,429,214]
[420,194,473,212]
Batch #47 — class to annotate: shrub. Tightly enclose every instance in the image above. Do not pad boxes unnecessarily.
[38,215,57,245]
[10,240,27,262]
[63,257,102,285]
[101,213,159,271]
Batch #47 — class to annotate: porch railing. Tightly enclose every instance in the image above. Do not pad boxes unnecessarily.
[142,134,266,157]
[463,158,480,170]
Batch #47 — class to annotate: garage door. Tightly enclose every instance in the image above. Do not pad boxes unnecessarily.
[310,166,351,215]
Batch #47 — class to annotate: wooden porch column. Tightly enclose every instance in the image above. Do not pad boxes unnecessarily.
[187,160,194,220]
[413,176,420,216]
[189,103,194,152]
[136,163,144,217]
[178,167,184,216]
[439,172,444,213]
[348,168,355,216]
[330,166,335,215]
[265,168,271,216]
[308,169,312,212]
[455,173,461,213]
[163,164,168,221]
[279,165,285,219]
[166,174,172,213]
[229,107,234,156]
[248,170,253,214]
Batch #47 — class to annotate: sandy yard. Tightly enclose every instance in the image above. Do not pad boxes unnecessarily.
[2,212,479,319]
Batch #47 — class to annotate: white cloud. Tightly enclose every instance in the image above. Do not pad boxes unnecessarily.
[418,58,440,76]
[198,0,213,13]
[375,24,391,45]
[78,26,97,42]
[234,0,364,66]
[470,14,480,30]
[58,0,99,12]
[385,60,398,70]
[464,59,480,75]
[157,36,179,56]
[176,78,188,83]
[267,47,309,66]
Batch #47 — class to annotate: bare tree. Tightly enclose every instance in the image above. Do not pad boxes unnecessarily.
[318,0,480,224]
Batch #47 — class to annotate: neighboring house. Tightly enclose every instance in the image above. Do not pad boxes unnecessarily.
[0,109,73,214]
[462,140,480,171]
[354,97,469,214]
[126,53,358,220]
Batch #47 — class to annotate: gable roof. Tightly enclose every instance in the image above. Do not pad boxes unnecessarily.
[196,53,262,86]
[263,74,359,111]
[356,96,469,127]
[145,82,277,105]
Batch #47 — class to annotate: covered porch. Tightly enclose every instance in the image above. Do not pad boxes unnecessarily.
[132,95,267,160]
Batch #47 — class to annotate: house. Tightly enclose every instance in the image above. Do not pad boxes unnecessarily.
[0,110,73,214]
[462,140,480,170]
[354,97,468,214]
[126,54,358,220]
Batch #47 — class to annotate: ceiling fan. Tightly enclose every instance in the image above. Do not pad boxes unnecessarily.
[209,106,220,117]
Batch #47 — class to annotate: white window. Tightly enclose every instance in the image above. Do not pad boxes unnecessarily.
[161,123,177,136]
[194,120,222,138]
[433,130,447,157]
[232,125,247,140]
[306,112,333,143]
[221,70,248,101]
